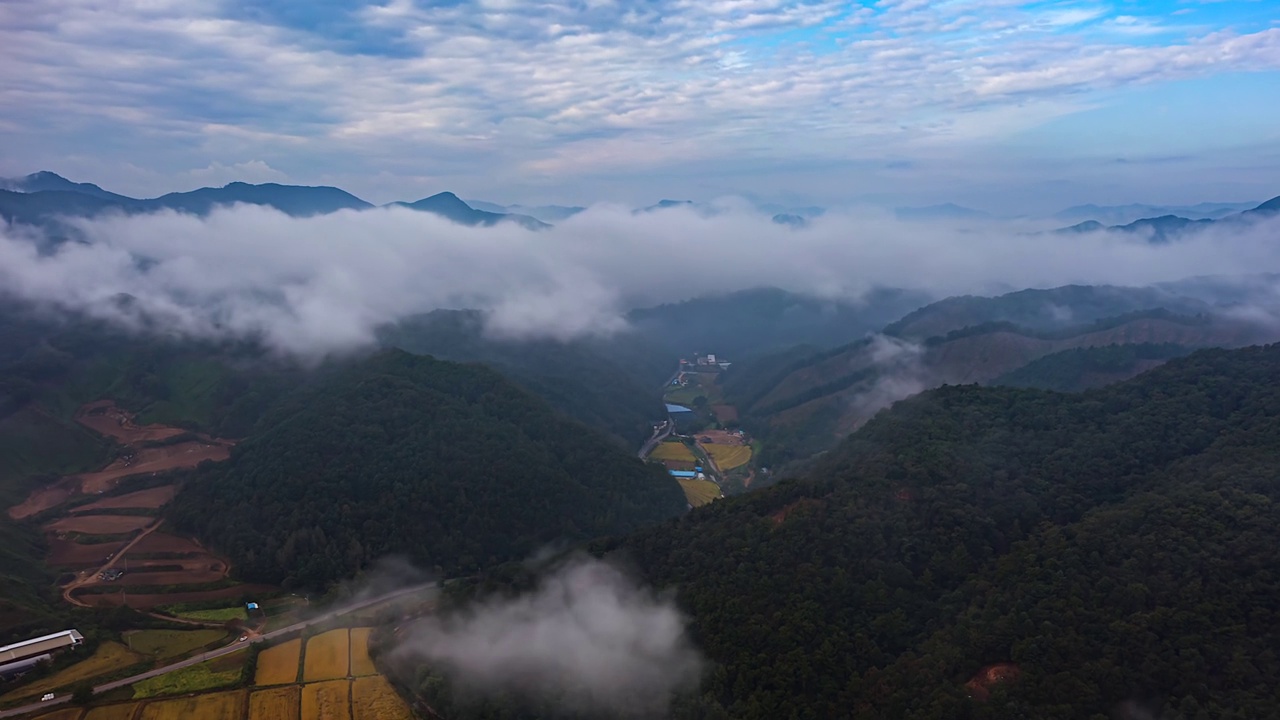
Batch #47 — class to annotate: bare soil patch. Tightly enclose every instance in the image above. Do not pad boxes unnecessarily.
[77,443,230,494]
[131,532,209,556]
[45,514,153,535]
[112,560,228,586]
[75,400,187,443]
[47,537,126,567]
[73,584,274,610]
[710,404,739,422]
[73,485,177,513]
[965,663,1021,701]
[8,481,77,519]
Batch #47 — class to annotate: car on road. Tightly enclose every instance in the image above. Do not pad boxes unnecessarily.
[41,694,54,702]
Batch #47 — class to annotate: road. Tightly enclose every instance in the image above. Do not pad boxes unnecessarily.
[637,419,673,459]
[0,582,440,719]
[60,519,166,608]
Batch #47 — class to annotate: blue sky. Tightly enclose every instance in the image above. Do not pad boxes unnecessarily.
[1,0,1278,211]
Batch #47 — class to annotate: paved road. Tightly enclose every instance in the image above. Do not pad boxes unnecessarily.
[0,582,439,719]
[637,419,673,459]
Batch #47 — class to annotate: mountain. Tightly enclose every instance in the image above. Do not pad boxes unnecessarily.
[148,181,372,216]
[391,192,549,229]
[0,171,136,202]
[1054,201,1259,225]
[894,203,990,221]
[1053,195,1280,242]
[466,200,585,223]
[577,343,1280,719]
[167,350,688,588]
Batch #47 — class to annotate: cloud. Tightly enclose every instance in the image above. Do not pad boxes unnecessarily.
[2,203,1280,355]
[184,160,288,188]
[391,555,703,719]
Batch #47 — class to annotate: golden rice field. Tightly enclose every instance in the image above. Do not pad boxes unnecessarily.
[248,685,301,720]
[255,638,302,686]
[83,704,139,720]
[678,478,722,507]
[348,628,377,677]
[649,442,697,462]
[303,630,350,682]
[705,444,752,470]
[137,689,246,720]
[352,676,413,720]
[301,680,351,720]
[4,642,146,700]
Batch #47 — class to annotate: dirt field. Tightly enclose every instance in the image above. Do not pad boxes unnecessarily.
[304,629,351,682]
[697,429,746,445]
[109,559,228,586]
[45,514,154,535]
[661,459,697,471]
[74,486,178,513]
[137,689,246,720]
[250,685,301,720]
[84,703,141,720]
[965,663,1021,701]
[8,481,77,519]
[74,584,274,610]
[649,442,697,462]
[76,401,187,444]
[302,680,352,720]
[2,643,146,701]
[352,676,413,720]
[348,628,376,677]
[128,532,208,556]
[710,404,739,422]
[678,478,721,507]
[77,443,230,495]
[47,537,125,567]
[256,638,302,686]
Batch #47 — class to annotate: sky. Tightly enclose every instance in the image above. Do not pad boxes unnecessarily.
[1,0,1279,211]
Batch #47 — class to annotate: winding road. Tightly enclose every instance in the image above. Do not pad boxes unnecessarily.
[0,582,439,719]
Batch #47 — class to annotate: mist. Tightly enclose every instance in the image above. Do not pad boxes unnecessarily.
[2,202,1280,354]
[390,556,703,719]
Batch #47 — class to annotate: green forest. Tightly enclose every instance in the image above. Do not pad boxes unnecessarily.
[419,343,1280,720]
[168,350,689,588]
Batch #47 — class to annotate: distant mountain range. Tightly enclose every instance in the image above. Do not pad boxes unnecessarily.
[1054,196,1280,243]
[466,200,585,223]
[0,171,546,231]
[1054,201,1260,225]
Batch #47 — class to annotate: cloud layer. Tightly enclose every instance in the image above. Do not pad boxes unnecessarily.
[392,556,703,719]
[3,204,1280,355]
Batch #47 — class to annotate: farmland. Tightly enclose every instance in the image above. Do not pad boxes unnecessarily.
[249,685,301,720]
[352,676,413,720]
[83,704,141,720]
[302,630,349,682]
[30,710,82,720]
[137,689,246,720]
[704,444,752,470]
[301,680,351,720]
[44,514,153,535]
[255,639,302,686]
[124,628,227,659]
[2,642,146,701]
[131,651,245,698]
[167,605,246,622]
[348,628,376,677]
[678,478,722,507]
[649,441,697,462]
[72,486,177,513]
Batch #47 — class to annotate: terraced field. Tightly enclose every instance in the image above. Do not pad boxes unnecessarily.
[137,689,246,720]
[347,629,376,677]
[248,685,301,720]
[705,444,752,470]
[649,441,697,462]
[678,478,722,507]
[301,680,350,720]
[302,630,349,682]
[352,676,412,720]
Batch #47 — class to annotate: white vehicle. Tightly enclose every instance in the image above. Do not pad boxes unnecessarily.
[41,693,55,702]
[238,636,247,642]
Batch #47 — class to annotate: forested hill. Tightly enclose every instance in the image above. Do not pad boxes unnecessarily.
[167,350,688,589]
[592,344,1280,719]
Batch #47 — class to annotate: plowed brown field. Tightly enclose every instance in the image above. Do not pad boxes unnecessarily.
[45,515,153,535]
[73,486,177,513]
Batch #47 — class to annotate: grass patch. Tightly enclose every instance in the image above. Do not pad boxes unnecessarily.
[162,606,246,622]
[131,651,245,699]
[678,478,721,507]
[123,629,227,659]
[649,442,697,463]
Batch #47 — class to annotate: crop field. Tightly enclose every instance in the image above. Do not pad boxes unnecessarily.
[3,642,146,700]
[348,628,377,677]
[31,709,82,720]
[255,638,302,686]
[352,676,412,720]
[649,442,697,462]
[170,605,246,622]
[73,486,177,513]
[124,629,226,659]
[132,651,244,698]
[249,685,301,720]
[303,629,350,682]
[705,444,752,470]
[302,679,351,720]
[84,703,141,720]
[44,514,153,535]
[81,583,274,610]
[137,689,246,720]
[678,478,722,507]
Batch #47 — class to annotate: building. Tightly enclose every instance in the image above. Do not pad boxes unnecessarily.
[665,403,693,414]
[669,470,697,479]
[0,654,52,680]
[0,630,84,665]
